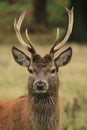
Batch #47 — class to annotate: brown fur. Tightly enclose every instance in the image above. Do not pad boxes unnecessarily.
[0,85,61,130]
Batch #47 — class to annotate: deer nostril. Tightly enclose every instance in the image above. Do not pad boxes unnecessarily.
[35,81,46,90]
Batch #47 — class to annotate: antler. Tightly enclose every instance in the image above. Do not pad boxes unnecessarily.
[14,11,36,54]
[49,7,74,56]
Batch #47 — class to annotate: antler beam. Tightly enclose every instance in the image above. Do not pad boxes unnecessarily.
[50,7,74,55]
[14,11,36,54]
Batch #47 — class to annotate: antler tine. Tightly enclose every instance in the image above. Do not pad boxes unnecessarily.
[25,29,36,52]
[50,7,74,55]
[14,11,36,54]
[49,28,59,55]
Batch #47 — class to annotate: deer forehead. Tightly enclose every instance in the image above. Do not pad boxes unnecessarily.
[30,54,55,70]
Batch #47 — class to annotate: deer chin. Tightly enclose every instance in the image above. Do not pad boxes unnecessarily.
[34,89,48,94]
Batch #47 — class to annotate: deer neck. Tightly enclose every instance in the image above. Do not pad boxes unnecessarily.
[28,93,60,130]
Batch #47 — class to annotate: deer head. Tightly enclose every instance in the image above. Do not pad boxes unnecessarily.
[12,7,74,96]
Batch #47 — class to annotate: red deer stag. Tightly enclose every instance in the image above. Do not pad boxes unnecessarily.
[0,7,74,130]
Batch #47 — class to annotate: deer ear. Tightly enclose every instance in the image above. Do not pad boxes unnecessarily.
[12,47,31,67]
[55,47,72,67]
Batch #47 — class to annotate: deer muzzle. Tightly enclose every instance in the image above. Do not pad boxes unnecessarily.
[33,80,48,94]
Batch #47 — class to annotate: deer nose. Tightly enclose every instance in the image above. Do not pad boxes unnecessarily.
[35,81,46,90]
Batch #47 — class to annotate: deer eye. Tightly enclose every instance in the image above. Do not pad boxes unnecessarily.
[28,68,33,74]
[50,68,56,73]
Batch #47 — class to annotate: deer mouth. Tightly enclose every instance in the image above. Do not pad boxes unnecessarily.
[34,89,48,94]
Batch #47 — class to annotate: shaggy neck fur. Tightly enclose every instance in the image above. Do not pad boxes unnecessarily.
[28,90,60,130]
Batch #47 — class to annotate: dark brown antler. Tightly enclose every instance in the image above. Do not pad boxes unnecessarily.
[49,7,74,56]
[14,11,36,54]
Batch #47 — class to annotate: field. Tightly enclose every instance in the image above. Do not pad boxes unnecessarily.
[0,1,87,129]
[0,37,87,129]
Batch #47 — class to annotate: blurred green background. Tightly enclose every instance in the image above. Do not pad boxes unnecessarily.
[0,0,87,130]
